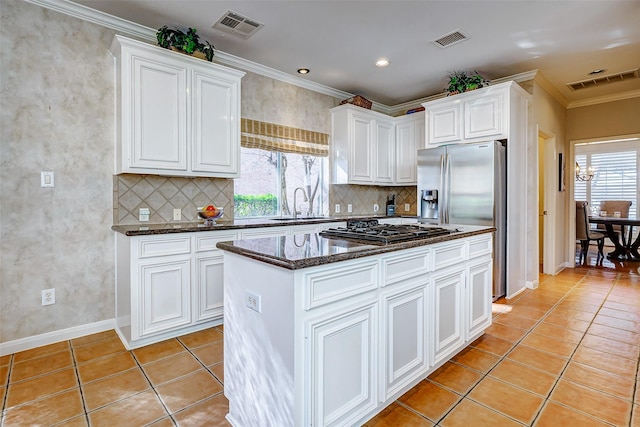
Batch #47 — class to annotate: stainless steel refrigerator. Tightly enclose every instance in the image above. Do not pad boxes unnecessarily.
[417,141,506,299]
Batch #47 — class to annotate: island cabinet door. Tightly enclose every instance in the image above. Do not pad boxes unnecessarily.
[306,300,378,427]
[431,267,466,365]
[135,258,191,340]
[466,258,493,339]
[379,282,429,401]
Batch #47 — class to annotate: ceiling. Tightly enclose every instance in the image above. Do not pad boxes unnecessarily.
[71,0,640,107]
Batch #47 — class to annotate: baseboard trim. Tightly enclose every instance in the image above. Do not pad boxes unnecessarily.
[0,318,116,356]
[556,263,568,274]
[507,285,528,300]
[526,279,539,289]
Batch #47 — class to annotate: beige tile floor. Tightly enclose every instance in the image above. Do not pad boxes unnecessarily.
[1,246,639,426]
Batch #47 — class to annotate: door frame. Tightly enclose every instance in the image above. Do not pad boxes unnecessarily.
[538,127,557,275]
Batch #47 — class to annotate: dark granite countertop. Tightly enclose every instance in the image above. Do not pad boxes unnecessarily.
[216,225,495,270]
[111,215,418,236]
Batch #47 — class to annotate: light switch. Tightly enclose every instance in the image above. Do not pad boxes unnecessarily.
[41,171,54,188]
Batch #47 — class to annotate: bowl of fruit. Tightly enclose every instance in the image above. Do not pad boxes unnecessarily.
[198,204,224,225]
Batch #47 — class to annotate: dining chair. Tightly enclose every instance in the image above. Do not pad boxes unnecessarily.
[576,201,607,264]
[597,200,632,233]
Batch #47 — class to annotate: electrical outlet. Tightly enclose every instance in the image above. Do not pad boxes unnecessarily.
[405,203,410,212]
[42,288,55,306]
[139,208,150,222]
[373,203,380,212]
[347,204,353,213]
[335,204,341,213]
[173,208,182,221]
[246,291,262,313]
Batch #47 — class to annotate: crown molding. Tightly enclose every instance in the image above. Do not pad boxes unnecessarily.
[24,0,354,102]
[23,0,637,113]
[23,0,155,40]
[567,89,640,109]
[532,71,570,108]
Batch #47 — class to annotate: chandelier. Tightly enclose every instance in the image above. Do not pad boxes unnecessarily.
[575,162,595,182]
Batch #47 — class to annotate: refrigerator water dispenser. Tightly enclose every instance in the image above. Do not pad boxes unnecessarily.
[420,189,438,221]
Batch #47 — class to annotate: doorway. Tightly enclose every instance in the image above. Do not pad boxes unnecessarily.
[538,129,557,275]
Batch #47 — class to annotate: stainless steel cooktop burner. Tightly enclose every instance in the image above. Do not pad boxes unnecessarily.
[319,219,457,244]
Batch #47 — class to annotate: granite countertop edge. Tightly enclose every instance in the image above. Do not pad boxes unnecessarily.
[217,227,495,270]
[111,215,418,236]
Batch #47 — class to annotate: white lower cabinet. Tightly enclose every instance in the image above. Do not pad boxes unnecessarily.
[306,300,378,427]
[193,253,225,321]
[431,266,466,365]
[137,257,191,339]
[222,231,495,426]
[466,257,493,338]
[117,230,238,349]
[380,280,429,400]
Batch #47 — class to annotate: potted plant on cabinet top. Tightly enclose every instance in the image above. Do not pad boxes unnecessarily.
[445,70,490,96]
[156,26,215,62]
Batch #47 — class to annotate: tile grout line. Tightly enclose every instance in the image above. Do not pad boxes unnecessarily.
[0,354,14,425]
[529,272,630,426]
[129,342,179,425]
[68,340,91,427]
[433,270,595,426]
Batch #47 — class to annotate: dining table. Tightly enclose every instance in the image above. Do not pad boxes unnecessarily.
[588,215,640,260]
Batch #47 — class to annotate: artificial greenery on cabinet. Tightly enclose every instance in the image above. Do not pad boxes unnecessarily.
[156,26,215,62]
[445,70,490,95]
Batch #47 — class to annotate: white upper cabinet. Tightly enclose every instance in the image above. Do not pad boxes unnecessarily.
[374,118,396,184]
[111,35,245,178]
[423,82,517,146]
[395,112,424,184]
[331,105,423,186]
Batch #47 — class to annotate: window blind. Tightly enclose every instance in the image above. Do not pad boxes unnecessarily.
[240,118,329,157]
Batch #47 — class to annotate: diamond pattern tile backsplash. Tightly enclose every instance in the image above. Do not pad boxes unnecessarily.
[330,184,417,217]
[114,174,234,224]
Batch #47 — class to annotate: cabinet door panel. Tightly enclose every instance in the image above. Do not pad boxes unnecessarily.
[432,268,465,365]
[467,259,492,338]
[428,105,461,145]
[381,284,429,400]
[132,57,187,171]
[464,95,503,140]
[350,114,374,183]
[307,302,377,427]
[192,69,240,175]
[194,254,224,321]
[395,121,417,184]
[138,259,191,338]
[375,120,395,184]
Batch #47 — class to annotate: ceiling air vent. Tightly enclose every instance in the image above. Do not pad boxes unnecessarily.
[432,30,470,48]
[212,10,263,39]
[567,69,640,91]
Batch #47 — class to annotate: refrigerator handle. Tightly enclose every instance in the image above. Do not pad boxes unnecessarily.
[443,153,450,223]
[439,154,446,223]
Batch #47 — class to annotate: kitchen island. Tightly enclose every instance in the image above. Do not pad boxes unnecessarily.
[217,224,494,427]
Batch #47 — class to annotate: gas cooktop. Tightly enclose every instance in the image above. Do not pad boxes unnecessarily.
[319,219,457,244]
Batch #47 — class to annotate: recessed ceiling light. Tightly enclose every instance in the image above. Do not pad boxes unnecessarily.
[297,68,310,74]
[376,59,389,67]
[588,69,607,75]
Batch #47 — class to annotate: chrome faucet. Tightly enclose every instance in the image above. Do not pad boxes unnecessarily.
[293,187,308,218]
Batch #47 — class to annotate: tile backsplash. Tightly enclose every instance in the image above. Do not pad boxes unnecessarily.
[114,174,234,224]
[330,184,417,217]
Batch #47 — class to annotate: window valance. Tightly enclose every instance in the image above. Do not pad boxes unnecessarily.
[241,118,329,157]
